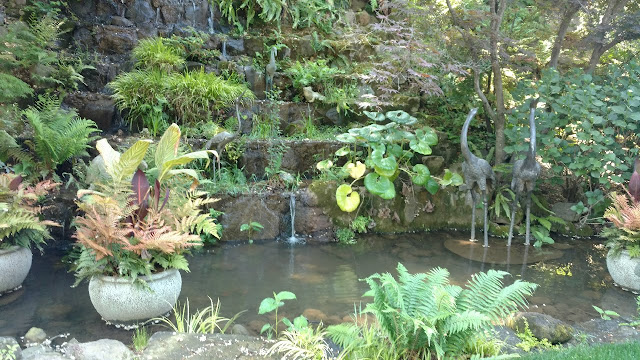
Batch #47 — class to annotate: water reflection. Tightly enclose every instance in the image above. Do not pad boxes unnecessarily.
[0,231,636,343]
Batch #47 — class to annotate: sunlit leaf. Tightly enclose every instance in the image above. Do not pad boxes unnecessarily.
[336,184,361,212]
[346,161,366,179]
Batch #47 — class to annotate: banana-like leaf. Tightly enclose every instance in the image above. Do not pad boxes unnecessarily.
[155,123,181,169]
[95,139,121,178]
[336,184,360,212]
[158,151,211,183]
[112,140,151,182]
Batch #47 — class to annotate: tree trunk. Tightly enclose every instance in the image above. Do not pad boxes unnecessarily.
[490,0,508,166]
[586,0,629,73]
[549,1,581,68]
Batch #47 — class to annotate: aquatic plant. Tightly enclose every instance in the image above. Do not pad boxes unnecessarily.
[327,263,537,359]
[152,297,243,334]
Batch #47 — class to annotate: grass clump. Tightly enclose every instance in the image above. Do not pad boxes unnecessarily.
[152,297,243,334]
[519,342,640,360]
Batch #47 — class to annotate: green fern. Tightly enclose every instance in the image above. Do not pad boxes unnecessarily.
[341,263,538,359]
[21,95,98,175]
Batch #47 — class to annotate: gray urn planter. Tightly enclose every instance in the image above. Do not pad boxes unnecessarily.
[0,246,32,294]
[88,269,182,323]
[606,249,640,293]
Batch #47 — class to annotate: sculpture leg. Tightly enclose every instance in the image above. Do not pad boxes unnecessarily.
[469,191,477,242]
[507,194,519,247]
[525,193,532,245]
[483,190,489,248]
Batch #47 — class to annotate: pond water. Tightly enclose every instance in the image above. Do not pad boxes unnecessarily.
[0,231,637,343]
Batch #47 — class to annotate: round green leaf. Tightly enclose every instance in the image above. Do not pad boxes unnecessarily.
[335,146,351,156]
[385,110,416,125]
[316,159,333,171]
[425,178,439,195]
[363,111,386,122]
[336,133,356,143]
[336,184,361,212]
[373,155,397,177]
[364,173,396,199]
[409,139,432,155]
[417,127,438,146]
[412,164,431,186]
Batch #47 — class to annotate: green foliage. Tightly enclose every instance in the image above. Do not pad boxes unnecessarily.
[0,73,34,103]
[213,0,345,32]
[163,31,221,64]
[264,142,286,180]
[201,166,250,195]
[267,324,330,360]
[336,227,356,245]
[620,296,640,327]
[0,343,19,360]
[516,319,558,352]
[506,62,640,217]
[21,96,99,177]
[0,173,58,250]
[110,37,252,130]
[602,192,640,258]
[519,342,640,360]
[132,326,150,352]
[319,110,462,213]
[153,297,243,334]
[329,263,537,359]
[351,216,374,233]
[240,221,264,240]
[133,37,185,72]
[258,290,297,338]
[592,305,620,321]
[285,59,343,90]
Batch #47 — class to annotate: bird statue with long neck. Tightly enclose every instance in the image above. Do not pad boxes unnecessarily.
[629,157,640,203]
[461,108,496,248]
[265,47,277,94]
[507,99,541,246]
[202,90,248,177]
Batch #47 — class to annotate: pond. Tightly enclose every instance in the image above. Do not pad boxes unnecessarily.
[0,231,636,343]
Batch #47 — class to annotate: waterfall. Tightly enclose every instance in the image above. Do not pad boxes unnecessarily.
[287,193,301,244]
[221,41,227,60]
[208,3,215,34]
[155,7,160,26]
[192,1,197,27]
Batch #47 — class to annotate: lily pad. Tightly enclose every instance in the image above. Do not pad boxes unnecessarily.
[412,164,431,186]
[336,184,360,212]
[364,173,396,199]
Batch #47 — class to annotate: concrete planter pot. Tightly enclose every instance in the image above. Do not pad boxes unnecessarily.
[606,249,640,293]
[0,245,33,294]
[88,269,182,323]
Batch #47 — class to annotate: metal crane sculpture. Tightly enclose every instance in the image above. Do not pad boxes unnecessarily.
[265,47,277,93]
[507,99,541,246]
[202,90,247,177]
[629,157,640,203]
[461,108,495,248]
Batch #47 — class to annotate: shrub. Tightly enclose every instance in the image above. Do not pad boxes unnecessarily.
[133,37,186,72]
[328,263,537,359]
[506,62,640,217]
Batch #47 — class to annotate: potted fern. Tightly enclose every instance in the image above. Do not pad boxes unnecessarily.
[71,124,219,323]
[601,190,640,292]
[0,173,58,294]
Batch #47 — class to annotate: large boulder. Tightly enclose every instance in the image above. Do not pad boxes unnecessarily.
[511,312,574,344]
[551,202,581,223]
[95,25,138,55]
[0,337,21,360]
[218,195,284,241]
[64,92,117,131]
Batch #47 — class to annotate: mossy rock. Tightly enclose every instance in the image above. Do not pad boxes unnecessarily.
[489,223,510,238]
[552,222,595,237]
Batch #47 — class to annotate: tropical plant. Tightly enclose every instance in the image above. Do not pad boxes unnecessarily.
[132,37,185,72]
[71,124,219,285]
[601,192,640,258]
[240,221,264,241]
[267,323,330,360]
[258,290,298,338]
[515,319,558,352]
[318,110,463,213]
[0,95,98,179]
[152,297,243,334]
[328,263,537,359]
[0,173,58,250]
